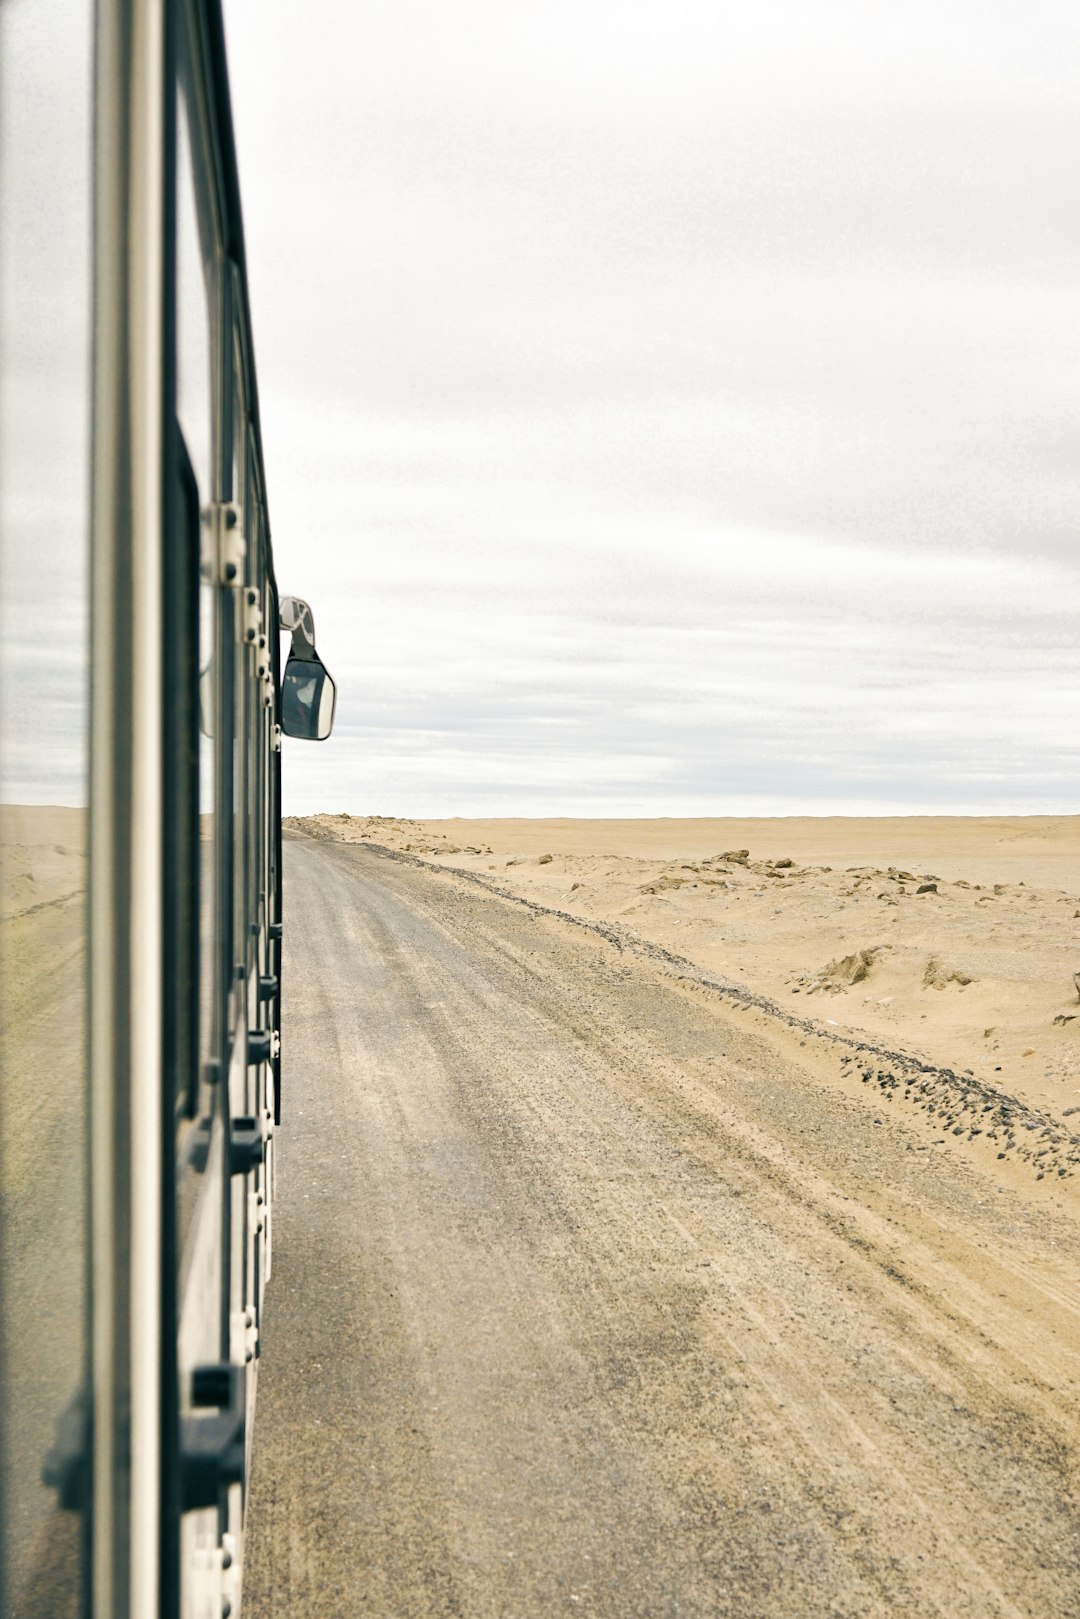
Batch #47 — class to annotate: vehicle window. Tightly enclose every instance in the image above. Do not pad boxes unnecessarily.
[0,3,93,1614]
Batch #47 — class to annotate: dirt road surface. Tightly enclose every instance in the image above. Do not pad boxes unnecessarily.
[244,834,1080,1619]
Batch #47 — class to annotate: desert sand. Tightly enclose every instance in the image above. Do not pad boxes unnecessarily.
[249,831,1080,1617]
[10,804,1077,1184]
[4,805,1078,1613]
[287,813,1080,1187]
[1,804,87,921]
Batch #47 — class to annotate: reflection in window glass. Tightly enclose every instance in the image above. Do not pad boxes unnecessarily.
[177,85,213,502]
[177,77,218,1085]
[0,4,92,1615]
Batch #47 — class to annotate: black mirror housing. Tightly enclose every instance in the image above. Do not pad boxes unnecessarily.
[280,654,336,741]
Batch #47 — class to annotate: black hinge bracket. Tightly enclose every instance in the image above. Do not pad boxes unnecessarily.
[247,1028,272,1065]
[229,1116,264,1175]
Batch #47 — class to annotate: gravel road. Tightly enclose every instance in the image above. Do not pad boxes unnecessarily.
[243,834,1080,1619]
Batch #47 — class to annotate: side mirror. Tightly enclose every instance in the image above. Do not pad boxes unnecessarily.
[278,594,337,740]
[280,654,336,741]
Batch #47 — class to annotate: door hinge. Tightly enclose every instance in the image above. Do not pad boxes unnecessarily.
[247,1028,271,1065]
[229,1114,265,1175]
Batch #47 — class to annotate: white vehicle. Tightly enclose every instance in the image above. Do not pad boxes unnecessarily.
[0,3,335,1614]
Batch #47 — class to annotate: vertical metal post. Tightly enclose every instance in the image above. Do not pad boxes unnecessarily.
[89,2,166,1615]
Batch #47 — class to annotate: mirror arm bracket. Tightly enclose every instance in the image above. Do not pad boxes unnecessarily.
[288,625,317,661]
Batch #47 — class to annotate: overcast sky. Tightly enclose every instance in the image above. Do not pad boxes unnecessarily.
[3,4,1077,817]
[221,0,1080,817]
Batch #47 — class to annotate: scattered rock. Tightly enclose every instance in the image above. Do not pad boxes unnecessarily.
[538,854,553,865]
[1053,1014,1076,1027]
[923,957,974,990]
[826,946,888,986]
[916,882,938,895]
[791,945,889,996]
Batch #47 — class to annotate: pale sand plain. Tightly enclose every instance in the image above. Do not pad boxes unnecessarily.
[8,803,1079,1181]
[12,806,1079,1144]
[1,804,87,920]
[289,812,1080,1197]
[5,805,1079,1614]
